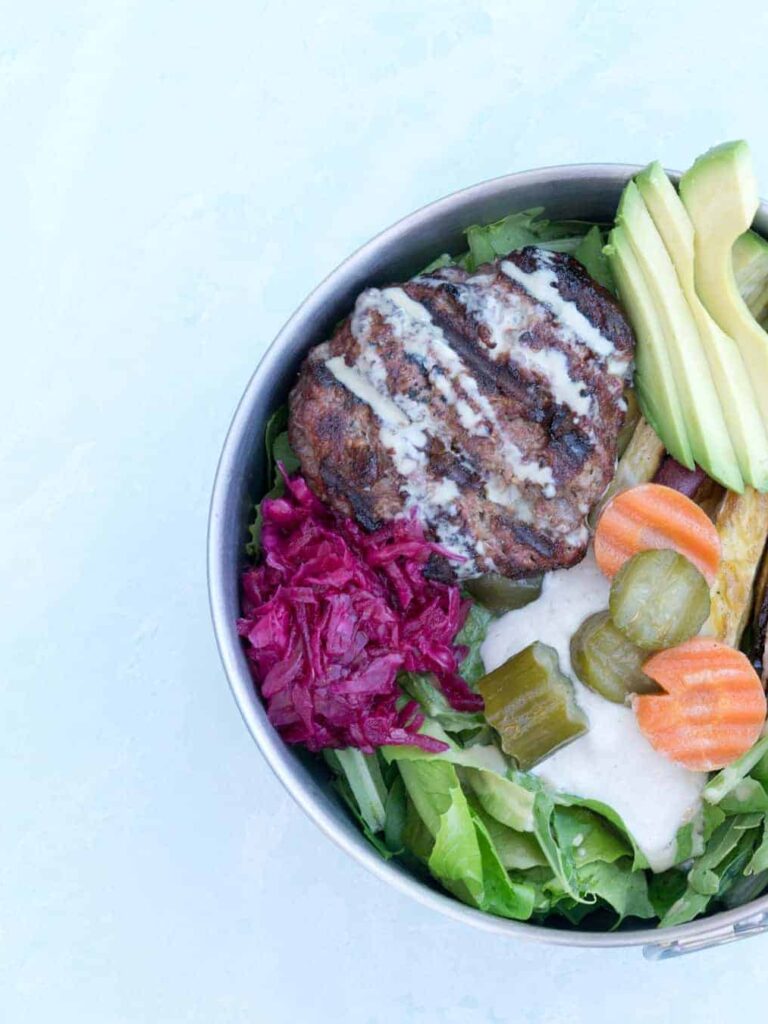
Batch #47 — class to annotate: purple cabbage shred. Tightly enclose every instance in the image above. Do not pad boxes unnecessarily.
[238,471,481,752]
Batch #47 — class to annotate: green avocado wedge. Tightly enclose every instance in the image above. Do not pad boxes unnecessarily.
[636,162,768,491]
[733,229,768,324]
[605,225,694,469]
[615,182,743,491]
[680,142,768,435]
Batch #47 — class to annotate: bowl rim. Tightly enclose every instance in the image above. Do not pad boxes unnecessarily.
[208,161,768,949]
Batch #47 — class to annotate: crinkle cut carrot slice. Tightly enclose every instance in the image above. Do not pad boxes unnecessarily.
[634,638,766,771]
[594,483,721,585]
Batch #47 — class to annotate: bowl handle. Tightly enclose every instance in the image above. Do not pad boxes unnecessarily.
[643,911,768,960]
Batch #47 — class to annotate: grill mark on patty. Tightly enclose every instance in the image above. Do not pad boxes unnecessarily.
[413,289,541,413]
[319,462,381,532]
[510,521,557,559]
[543,405,595,475]
[425,434,484,490]
[416,283,597,475]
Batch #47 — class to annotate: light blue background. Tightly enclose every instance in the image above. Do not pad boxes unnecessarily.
[5,1,768,1020]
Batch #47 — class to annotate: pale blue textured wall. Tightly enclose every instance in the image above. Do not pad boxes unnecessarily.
[4,2,768,1021]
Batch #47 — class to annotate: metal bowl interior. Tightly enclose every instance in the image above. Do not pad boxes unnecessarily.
[208,163,768,950]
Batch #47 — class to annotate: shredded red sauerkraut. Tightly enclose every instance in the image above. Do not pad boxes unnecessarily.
[238,471,481,752]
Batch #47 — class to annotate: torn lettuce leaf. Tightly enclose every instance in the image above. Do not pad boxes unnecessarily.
[469,809,537,920]
[672,820,705,865]
[648,868,688,920]
[472,806,548,870]
[463,208,597,272]
[245,405,300,556]
[573,224,616,292]
[552,804,631,868]
[456,602,494,686]
[398,758,536,919]
[718,777,768,815]
[398,672,485,735]
[660,817,763,926]
[333,747,388,833]
[461,766,536,833]
[397,602,493,736]
[420,207,614,291]
[704,732,768,804]
[428,782,484,891]
[574,859,654,923]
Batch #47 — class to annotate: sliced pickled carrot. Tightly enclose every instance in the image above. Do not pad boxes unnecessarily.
[634,638,766,771]
[594,483,721,585]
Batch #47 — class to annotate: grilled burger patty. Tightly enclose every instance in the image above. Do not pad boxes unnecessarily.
[289,247,635,579]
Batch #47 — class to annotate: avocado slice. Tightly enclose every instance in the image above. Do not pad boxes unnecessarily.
[680,142,768,431]
[616,182,743,491]
[605,224,694,468]
[636,162,768,491]
[733,230,768,324]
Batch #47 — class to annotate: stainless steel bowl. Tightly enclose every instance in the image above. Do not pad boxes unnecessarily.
[208,164,768,958]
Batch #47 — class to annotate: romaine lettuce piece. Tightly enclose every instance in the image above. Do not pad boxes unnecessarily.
[704,732,768,803]
[745,819,768,876]
[334,748,388,833]
[397,758,536,919]
[552,805,631,867]
[473,807,547,870]
[574,860,654,922]
[660,816,762,926]
[461,766,535,832]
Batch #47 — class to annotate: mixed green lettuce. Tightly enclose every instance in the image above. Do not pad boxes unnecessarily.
[333,665,768,928]
[422,208,616,293]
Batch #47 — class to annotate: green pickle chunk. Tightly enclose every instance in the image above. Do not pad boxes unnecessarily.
[570,611,659,704]
[609,549,711,650]
[465,574,543,614]
[478,642,587,770]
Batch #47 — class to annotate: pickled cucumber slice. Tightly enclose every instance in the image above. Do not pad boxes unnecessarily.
[570,611,658,704]
[465,574,543,614]
[478,642,587,769]
[609,549,711,650]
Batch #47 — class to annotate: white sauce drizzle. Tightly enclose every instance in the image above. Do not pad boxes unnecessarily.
[458,277,534,358]
[326,349,472,559]
[483,478,534,522]
[480,550,707,872]
[516,346,592,419]
[324,357,408,427]
[500,257,615,359]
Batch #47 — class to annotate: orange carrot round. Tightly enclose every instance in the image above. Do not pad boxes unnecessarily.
[594,483,721,585]
[634,638,767,771]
